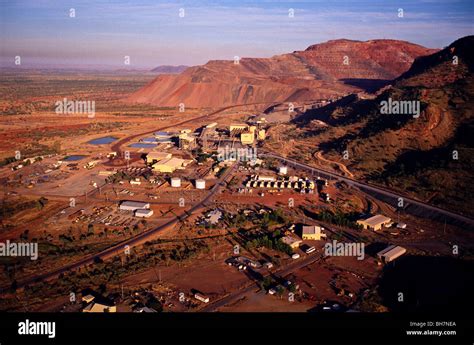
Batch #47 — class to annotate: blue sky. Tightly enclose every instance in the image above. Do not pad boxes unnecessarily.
[1,0,473,68]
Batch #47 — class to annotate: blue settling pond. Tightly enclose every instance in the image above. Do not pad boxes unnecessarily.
[154,131,170,136]
[88,136,118,145]
[63,155,87,161]
[129,143,157,148]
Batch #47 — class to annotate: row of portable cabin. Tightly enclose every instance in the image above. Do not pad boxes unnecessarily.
[245,180,315,190]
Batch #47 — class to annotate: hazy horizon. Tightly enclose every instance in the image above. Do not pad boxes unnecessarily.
[1,0,473,69]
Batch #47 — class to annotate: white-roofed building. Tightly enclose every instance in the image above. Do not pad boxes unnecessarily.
[281,236,302,249]
[119,201,150,211]
[302,225,326,240]
[135,209,154,218]
[146,151,172,164]
[377,245,407,263]
[357,215,392,231]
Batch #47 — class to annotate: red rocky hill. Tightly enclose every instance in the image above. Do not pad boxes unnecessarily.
[126,39,437,108]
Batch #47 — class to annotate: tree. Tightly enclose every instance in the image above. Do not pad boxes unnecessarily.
[94,256,103,264]
[99,283,107,294]
[52,141,61,154]
[10,280,18,292]
[276,286,285,297]
[261,276,273,290]
[20,229,30,241]
[36,197,48,210]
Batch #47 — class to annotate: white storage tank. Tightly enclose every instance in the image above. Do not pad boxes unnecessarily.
[170,177,181,187]
[195,179,206,189]
[278,166,288,175]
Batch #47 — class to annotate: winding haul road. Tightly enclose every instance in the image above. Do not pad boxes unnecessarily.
[260,152,474,228]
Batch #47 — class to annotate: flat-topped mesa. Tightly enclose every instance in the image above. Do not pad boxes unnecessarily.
[126,38,438,108]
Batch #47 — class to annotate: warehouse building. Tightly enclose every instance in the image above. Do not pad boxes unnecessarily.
[240,132,254,145]
[152,157,190,173]
[257,175,276,182]
[302,225,327,241]
[135,209,154,218]
[357,214,392,231]
[119,201,150,211]
[281,235,302,249]
[146,151,172,164]
[377,245,407,263]
[230,124,248,134]
[178,133,196,148]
